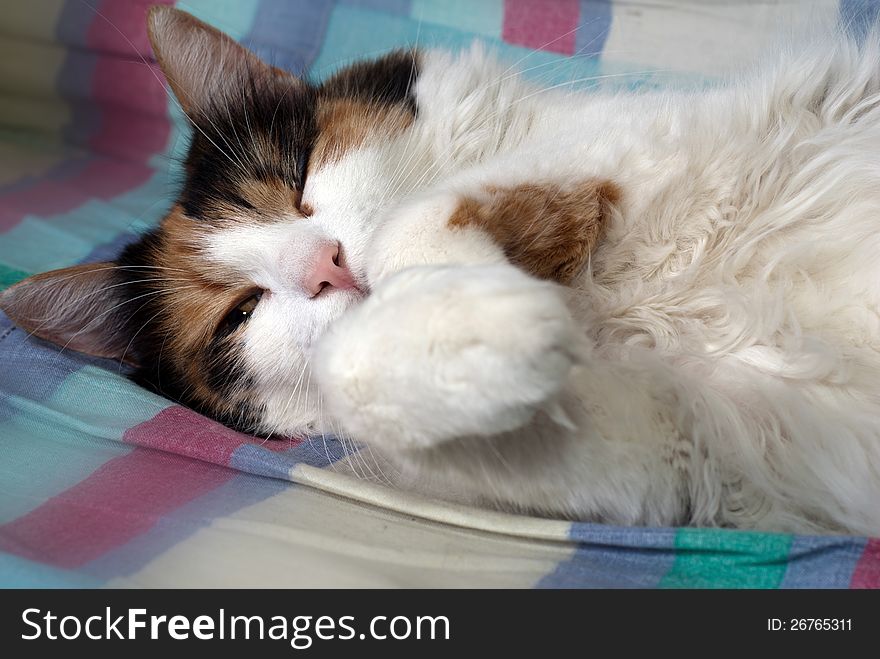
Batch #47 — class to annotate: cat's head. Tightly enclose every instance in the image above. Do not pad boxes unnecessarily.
[0,7,420,435]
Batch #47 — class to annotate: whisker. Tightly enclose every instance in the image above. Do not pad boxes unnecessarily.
[17,277,192,342]
[117,306,167,372]
[53,284,200,361]
[317,392,339,472]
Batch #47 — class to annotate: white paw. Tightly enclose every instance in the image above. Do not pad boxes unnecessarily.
[313,264,581,452]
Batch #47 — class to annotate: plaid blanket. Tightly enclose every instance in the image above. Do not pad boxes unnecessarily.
[1,0,878,588]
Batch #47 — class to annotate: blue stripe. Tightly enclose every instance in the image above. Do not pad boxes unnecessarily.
[241,0,337,76]
[229,435,348,476]
[538,523,677,588]
[576,0,612,57]
[341,0,412,14]
[779,535,868,588]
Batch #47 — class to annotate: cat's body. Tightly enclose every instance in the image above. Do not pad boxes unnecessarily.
[333,38,880,534]
[3,7,880,535]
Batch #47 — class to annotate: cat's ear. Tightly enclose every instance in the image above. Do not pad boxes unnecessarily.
[0,263,138,366]
[147,6,289,116]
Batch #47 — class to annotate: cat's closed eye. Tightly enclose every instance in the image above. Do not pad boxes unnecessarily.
[219,291,263,335]
[296,149,311,191]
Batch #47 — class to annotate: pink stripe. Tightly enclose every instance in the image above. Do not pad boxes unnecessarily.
[88,57,170,159]
[122,405,296,466]
[0,0,173,231]
[502,0,581,55]
[0,447,234,568]
[90,59,168,117]
[89,0,161,55]
[123,404,300,463]
[0,406,299,568]
[86,0,173,120]
[90,107,169,162]
[0,157,158,229]
[851,539,880,588]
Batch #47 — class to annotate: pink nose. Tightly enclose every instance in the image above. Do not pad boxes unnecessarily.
[303,243,357,297]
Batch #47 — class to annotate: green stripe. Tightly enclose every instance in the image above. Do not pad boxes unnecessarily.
[660,528,793,589]
[0,264,28,290]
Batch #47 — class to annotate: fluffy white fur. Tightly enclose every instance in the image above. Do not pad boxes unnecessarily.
[230,31,880,535]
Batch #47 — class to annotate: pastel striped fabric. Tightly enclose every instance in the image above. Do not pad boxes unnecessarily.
[1,0,878,588]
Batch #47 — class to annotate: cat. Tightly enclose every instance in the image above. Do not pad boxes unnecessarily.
[3,6,880,535]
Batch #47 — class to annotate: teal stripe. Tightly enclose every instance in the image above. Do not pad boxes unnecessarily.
[177,0,261,41]
[0,171,173,273]
[411,0,504,39]
[0,264,28,290]
[661,528,793,589]
[311,4,603,85]
[0,553,101,588]
[0,367,172,524]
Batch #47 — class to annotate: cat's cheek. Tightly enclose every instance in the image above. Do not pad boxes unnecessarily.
[367,191,506,285]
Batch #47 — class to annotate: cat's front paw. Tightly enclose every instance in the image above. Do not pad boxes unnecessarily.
[313,264,581,452]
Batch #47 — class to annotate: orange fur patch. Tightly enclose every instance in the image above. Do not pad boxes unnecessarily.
[448,180,620,283]
[238,176,303,217]
[311,98,413,169]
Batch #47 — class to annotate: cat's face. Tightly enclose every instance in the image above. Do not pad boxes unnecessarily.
[0,7,421,435]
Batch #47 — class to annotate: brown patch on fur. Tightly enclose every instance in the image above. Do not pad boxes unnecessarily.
[238,177,302,217]
[311,98,413,169]
[448,180,621,283]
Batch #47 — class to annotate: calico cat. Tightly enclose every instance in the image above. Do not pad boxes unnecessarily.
[3,6,880,534]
